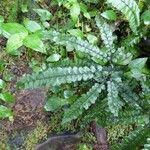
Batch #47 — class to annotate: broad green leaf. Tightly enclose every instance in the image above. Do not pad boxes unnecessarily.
[2,23,28,38]
[101,10,117,21]
[23,34,46,54]
[80,3,88,13]
[0,105,13,119]
[87,34,98,44]
[46,54,61,62]
[68,29,84,38]
[33,9,52,21]
[44,96,69,112]
[6,34,24,55]
[129,58,148,70]
[83,12,91,19]
[80,3,91,19]
[70,3,80,22]
[24,19,41,32]
[141,10,150,25]
[0,92,15,103]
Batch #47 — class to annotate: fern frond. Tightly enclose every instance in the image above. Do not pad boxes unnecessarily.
[140,76,150,99]
[81,98,109,127]
[107,0,140,33]
[107,80,123,116]
[111,124,150,150]
[49,58,95,68]
[122,33,144,47]
[95,16,115,54]
[82,104,149,127]
[112,47,133,65]
[43,30,109,63]
[18,65,102,89]
[62,83,105,124]
[120,83,149,110]
[106,111,149,125]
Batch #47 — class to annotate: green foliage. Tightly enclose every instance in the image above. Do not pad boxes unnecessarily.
[46,54,61,62]
[101,10,117,21]
[43,30,108,63]
[95,16,115,54]
[24,19,41,33]
[0,78,14,120]
[62,83,105,124]
[0,105,13,120]
[111,124,150,150]
[23,33,46,54]
[33,8,52,22]
[107,80,123,116]
[0,20,46,55]
[44,96,69,112]
[19,65,99,89]
[18,14,150,127]
[143,137,150,150]
[141,9,150,25]
[107,0,140,33]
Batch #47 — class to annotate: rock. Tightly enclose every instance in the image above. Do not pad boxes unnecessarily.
[36,132,82,150]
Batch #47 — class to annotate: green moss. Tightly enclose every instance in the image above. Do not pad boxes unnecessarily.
[49,111,76,133]
[106,125,134,145]
[81,130,96,144]
[24,122,49,150]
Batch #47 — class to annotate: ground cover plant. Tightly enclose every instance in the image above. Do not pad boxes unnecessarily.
[0,0,150,149]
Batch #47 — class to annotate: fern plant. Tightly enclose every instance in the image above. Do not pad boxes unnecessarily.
[18,0,150,148]
[18,15,149,122]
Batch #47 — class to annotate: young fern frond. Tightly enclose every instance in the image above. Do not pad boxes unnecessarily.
[112,47,133,65]
[107,80,123,116]
[43,31,108,63]
[111,124,150,150]
[95,16,115,54]
[19,65,102,89]
[107,0,140,33]
[62,83,105,124]
[95,16,133,65]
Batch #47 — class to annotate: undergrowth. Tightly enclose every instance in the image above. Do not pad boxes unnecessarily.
[0,0,150,149]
